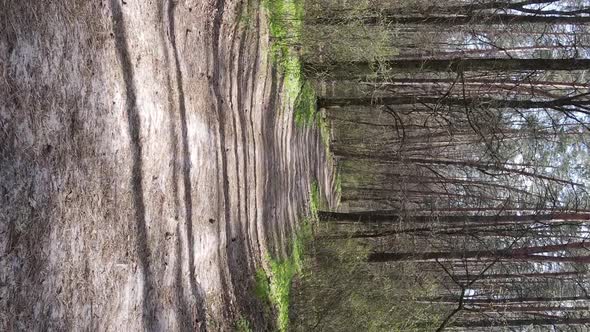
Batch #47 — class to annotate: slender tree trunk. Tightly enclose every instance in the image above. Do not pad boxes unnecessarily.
[451,317,590,328]
[467,304,590,313]
[455,271,584,281]
[307,58,590,79]
[318,94,590,108]
[306,13,590,26]
[419,294,590,304]
[333,153,585,187]
[319,211,590,224]
[368,241,590,262]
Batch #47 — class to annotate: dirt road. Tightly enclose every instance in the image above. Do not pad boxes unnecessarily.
[0,1,334,330]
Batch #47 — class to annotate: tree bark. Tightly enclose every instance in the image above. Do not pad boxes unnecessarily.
[318,211,590,224]
[318,94,590,109]
[307,58,590,79]
[368,241,590,262]
[420,294,590,304]
[307,13,590,26]
[455,271,584,281]
[451,317,590,328]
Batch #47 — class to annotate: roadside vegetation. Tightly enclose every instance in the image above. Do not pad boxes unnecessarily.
[262,0,305,101]
[257,0,440,330]
[301,0,590,330]
[263,0,333,150]
[262,0,590,331]
[255,182,320,331]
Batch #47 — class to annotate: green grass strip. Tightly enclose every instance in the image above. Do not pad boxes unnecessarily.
[262,0,304,101]
[254,181,319,331]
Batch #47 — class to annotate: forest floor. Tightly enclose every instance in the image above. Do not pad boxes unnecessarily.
[0,0,335,331]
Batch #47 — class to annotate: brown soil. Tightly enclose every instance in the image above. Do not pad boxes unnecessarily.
[0,1,334,331]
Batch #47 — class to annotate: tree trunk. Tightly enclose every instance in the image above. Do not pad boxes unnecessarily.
[307,13,590,26]
[333,153,585,187]
[318,94,590,109]
[307,58,590,79]
[455,271,585,281]
[318,211,590,224]
[451,317,590,328]
[368,241,590,262]
[420,294,590,304]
